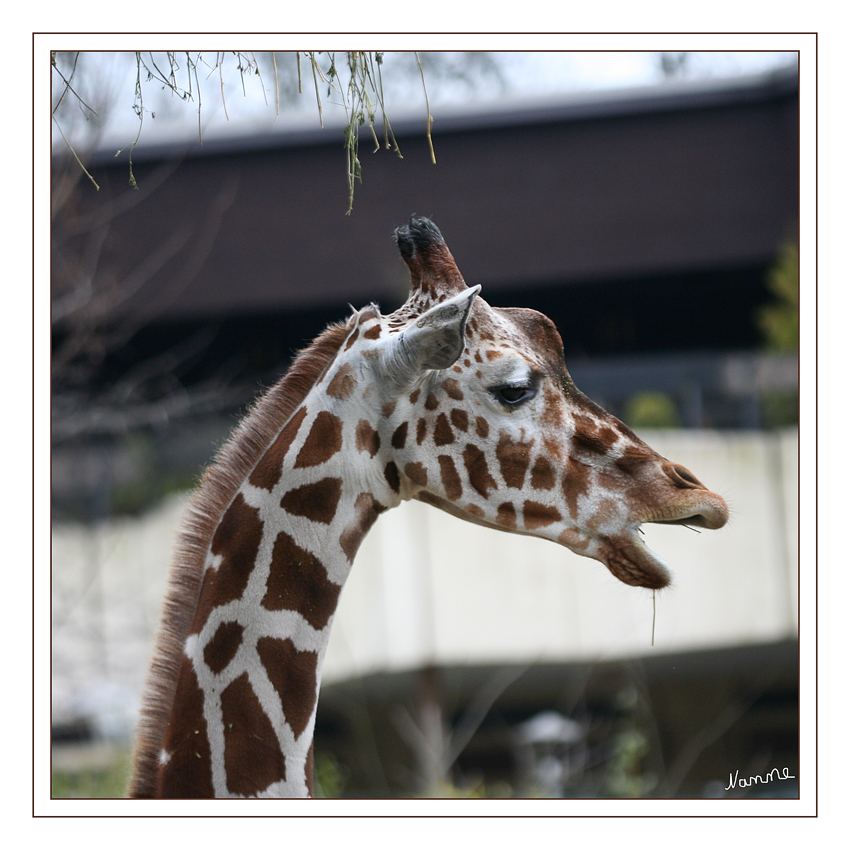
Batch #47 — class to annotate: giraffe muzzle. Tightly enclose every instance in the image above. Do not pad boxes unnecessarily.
[653,462,729,530]
[641,491,729,531]
[597,462,729,588]
[652,505,728,530]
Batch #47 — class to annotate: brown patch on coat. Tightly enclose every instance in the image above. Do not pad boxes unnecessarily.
[558,528,591,551]
[391,422,409,449]
[434,413,455,446]
[326,363,356,400]
[530,456,556,491]
[404,462,428,488]
[475,417,490,439]
[562,458,590,520]
[416,418,428,445]
[344,326,360,350]
[249,407,308,490]
[193,493,263,632]
[262,531,340,631]
[442,378,464,400]
[542,436,566,465]
[496,502,517,529]
[385,461,401,493]
[523,500,563,529]
[203,620,244,675]
[355,419,380,457]
[463,444,498,497]
[256,636,318,740]
[450,409,469,432]
[156,657,215,798]
[221,672,285,796]
[339,493,387,562]
[280,477,343,525]
[496,431,533,489]
[540,386,565,429]
[572,416,619,456]
[614,444,653,474]
[588,497,619,531]
[294,411,343,468]
[424,393,439,411]
[438,455,463,500]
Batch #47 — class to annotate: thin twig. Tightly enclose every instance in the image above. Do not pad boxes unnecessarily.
[218,53,229,120]
[415,52,436,164]
[251,52,269,108]
[54,51,435,212]
[310,53,324,128]
[192,55,203,144]
[52,52,97,118]
[651,590,656,646]
[113,53,150,188]
[272,51,280,114]
[51,115,99,190]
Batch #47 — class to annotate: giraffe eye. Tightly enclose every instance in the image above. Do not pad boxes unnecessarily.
[493,383,537,407]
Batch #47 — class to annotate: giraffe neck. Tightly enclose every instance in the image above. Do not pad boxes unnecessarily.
[128,314,399,798]
[154,396,389,797]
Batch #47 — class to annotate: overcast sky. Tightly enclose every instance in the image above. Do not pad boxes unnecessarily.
[53,50,798,152]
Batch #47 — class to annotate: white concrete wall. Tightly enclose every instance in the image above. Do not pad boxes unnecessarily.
[324,429,799,680]
[51,429,799,727]
[52,494,187,735]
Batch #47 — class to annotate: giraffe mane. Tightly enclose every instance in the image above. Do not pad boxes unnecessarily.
[127,311,364,797]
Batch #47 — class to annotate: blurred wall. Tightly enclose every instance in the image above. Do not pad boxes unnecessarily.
[51,428,798,736]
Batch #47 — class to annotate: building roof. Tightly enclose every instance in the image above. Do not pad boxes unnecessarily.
[76,66,799,322]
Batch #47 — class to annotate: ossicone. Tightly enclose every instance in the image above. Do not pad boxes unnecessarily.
[394,216,447,262]
[394,216,467,299]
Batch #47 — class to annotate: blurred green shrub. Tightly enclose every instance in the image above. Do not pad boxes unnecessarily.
[624,392,682,429]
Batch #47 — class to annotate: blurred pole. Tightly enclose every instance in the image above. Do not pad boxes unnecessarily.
[416,665,447,796]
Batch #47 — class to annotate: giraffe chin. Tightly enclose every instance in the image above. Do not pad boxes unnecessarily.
[598,532,673,590]
[416,492,673,590]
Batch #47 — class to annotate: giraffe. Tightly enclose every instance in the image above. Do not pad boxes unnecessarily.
[128,216,728,798]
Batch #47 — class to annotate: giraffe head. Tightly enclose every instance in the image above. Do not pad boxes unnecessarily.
[129,215,732,798]
[327,217,728,589]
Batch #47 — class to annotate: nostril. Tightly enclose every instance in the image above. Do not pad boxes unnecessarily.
[662,462,706,490]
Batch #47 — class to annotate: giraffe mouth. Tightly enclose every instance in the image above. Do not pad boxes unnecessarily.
[601,493,729,589]
[643,500,729,530]
[600,530,673,590]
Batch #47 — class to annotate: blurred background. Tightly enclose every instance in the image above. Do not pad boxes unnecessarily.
[50,50,799,798]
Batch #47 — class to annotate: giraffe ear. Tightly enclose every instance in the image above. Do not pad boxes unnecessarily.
[380,286,481,383]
